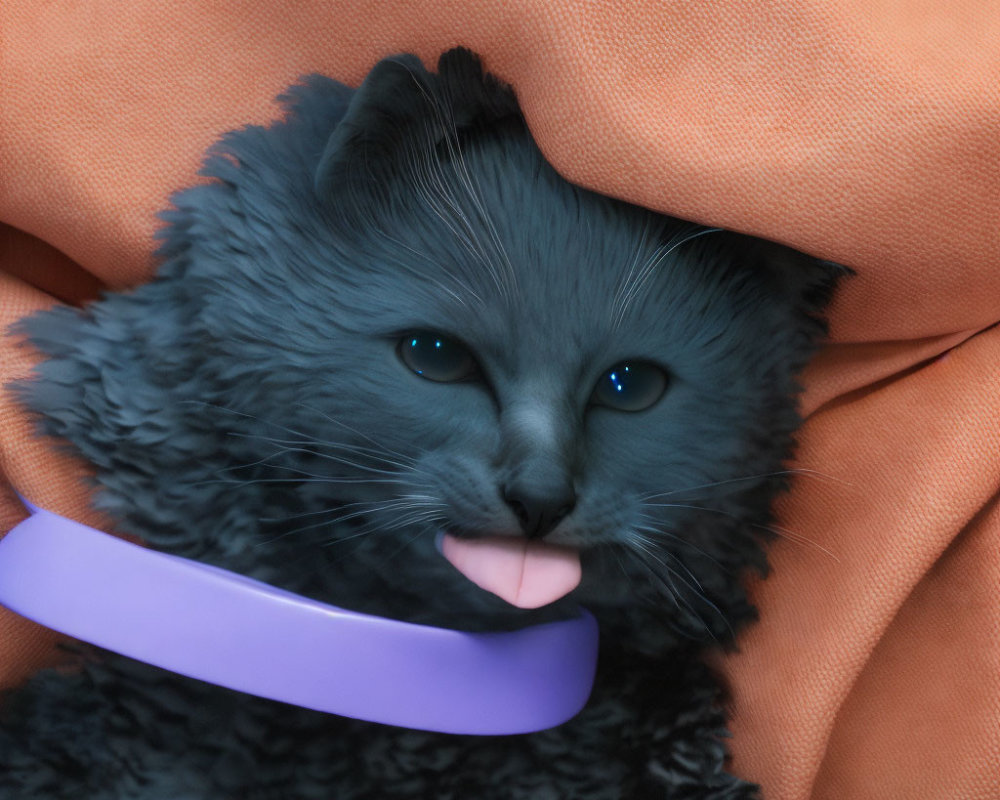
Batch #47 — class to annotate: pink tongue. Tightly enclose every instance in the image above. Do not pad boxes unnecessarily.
[440,533,582,609]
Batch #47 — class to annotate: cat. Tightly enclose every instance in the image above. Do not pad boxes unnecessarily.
[0,49,842,799]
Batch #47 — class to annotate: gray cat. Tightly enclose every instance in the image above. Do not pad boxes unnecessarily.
[0,49,842,799]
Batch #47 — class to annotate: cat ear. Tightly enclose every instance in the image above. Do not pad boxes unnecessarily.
[314,48,520,200]
[743,236,851,317]
[314,55,433,198]
[434,48,522,129]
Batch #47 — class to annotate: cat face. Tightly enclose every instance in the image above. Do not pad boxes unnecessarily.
[17,50,840,645]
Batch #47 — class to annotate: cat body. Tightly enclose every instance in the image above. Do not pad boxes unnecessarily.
[0,50,840,798]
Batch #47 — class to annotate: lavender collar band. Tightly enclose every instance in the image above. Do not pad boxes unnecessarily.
[0,497,598,735]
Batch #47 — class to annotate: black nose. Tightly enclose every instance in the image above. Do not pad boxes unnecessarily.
[502,479,576,539]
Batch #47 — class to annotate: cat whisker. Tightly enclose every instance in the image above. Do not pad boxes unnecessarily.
[637,472,781,500]
[258,500,381,524]
[292,404,422,465]
[354,499,447,529]
[228,426,416,468]
[258,493,441,524]
[630,534,735,641]
[614,227,723,326]
[317,524,386,549]
[401,117,506,301]
[417,175,498,299]
[214,444,407,477]
[372,236,484,310]
[251,456,404,480]
[367,520,440,569]
[255,503,390,547]
[212,447,301,473]
[307,502,442,551]
[407,77,517,304]
[226,433,415,474]
[438,101,519,303]
[192,476,407,488]
[641,501,721,513]
[628,531,709,596]
[623,535,726,642]
[377,509,447,533]
[758,522,841,562]
[610,217,656,332]
[610,550,698,639]
[631,518,730,571]
[258,497,444,546]
[179,400,315,441]
[181,400,417,472]
[638,467,848,502]
[638,501,840,562]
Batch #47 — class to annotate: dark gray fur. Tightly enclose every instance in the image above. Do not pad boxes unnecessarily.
[0,49,842,798]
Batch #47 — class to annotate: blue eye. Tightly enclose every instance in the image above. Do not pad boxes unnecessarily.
[591,361,668,411]
[398,333,479,382]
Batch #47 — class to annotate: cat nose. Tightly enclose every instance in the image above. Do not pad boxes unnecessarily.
[502,479,576,540]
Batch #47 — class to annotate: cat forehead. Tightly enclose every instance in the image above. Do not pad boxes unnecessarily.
[344,133,702,331]
[354,227,726,384]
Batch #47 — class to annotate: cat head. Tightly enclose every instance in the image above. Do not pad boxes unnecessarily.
[15,49,843,648]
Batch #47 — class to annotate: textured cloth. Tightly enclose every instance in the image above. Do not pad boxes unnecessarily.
[1,3,998,798]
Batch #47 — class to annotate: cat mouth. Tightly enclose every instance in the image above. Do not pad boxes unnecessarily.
[437,531,582,609]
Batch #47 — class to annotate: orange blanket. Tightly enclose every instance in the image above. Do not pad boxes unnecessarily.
[1,3,998,797]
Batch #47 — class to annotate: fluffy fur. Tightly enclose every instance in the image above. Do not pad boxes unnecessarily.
[0,49,842,798]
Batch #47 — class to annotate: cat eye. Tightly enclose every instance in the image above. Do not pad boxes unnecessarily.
[590,361,668,412]
[397,332,480,383]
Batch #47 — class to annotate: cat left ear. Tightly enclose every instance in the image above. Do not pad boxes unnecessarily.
[314,55,435,198]
[314,48,521,201]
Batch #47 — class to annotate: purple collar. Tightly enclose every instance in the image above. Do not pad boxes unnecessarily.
[0,497,598,735]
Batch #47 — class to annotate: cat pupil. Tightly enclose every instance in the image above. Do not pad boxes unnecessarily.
[398,333,477,382]
[592,362,668,411]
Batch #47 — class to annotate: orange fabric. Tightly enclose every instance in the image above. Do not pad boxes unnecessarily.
[1,3,997,798]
